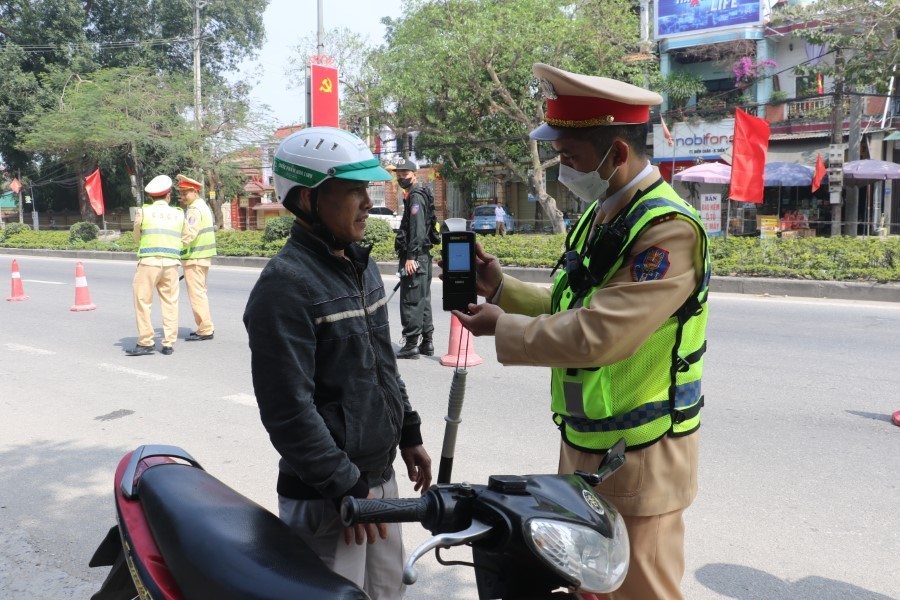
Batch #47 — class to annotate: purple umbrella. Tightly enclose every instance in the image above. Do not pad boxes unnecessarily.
[673,162,732,184]
[843,160,900,184]
[764,162,815,187]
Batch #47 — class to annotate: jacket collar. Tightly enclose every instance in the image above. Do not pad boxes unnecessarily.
[289,221,371,272]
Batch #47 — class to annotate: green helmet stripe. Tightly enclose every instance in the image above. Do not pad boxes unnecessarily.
[329,158,381,175]
[273,157,328,188]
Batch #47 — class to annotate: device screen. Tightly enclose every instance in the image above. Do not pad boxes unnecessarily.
[447,242,471,272]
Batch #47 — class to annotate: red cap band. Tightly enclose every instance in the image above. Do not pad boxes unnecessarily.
[545,95,650,127]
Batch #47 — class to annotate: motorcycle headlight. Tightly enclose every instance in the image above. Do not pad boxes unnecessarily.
[526,512,629,593]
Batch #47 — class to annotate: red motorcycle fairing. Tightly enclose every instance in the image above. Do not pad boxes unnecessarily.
[113,451,185,599]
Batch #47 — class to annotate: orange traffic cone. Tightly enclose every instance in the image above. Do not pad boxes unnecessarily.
[892,410,900,428]
[440,314,483,367]
[70,261,96,311]
[6,259,29,301]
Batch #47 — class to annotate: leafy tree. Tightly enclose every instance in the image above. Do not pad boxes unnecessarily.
[19,68,197,220]
[372,0,650,233]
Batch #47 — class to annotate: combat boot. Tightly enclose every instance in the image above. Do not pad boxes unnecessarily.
[419,333,434,356]
[396,336,420,359]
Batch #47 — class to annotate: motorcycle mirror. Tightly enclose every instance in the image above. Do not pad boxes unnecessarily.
[594,438,626,485]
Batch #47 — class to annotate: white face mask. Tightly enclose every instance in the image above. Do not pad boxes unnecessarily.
[557,144,618,203]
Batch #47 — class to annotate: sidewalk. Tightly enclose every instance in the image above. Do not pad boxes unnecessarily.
[3,247,900,303]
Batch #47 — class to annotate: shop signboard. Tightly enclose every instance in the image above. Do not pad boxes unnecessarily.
[655,0,763,39]
[653,119,734,161]
[758,215,779,239]
[700,193,722,237]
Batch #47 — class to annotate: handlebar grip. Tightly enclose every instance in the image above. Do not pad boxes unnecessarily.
[341,497,429,526]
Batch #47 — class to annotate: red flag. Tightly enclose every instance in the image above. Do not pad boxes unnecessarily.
[729,108,770,204]
[84,169,105,216]
[812,153,826,193]
[9,178,21,194]
[816,73,824,95]
[660,114,674,146]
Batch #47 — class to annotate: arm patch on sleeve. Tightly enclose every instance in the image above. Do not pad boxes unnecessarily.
[631,247,670,282]
[411,203,420,215]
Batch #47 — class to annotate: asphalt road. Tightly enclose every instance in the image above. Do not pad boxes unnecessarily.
[1,255,898,599]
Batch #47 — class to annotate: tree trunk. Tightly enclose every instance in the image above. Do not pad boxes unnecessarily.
[528,140,566,234]
[77,161,96,223]
[207,169,224,229]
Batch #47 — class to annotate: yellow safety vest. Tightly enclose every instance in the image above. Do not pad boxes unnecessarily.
[181,199,217,259]
[138,204,184,259]
[549,179,710,451]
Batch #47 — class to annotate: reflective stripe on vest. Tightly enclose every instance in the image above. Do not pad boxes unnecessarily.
[138,205,184,259]
[549,181,710,451]
[181,200,217,259]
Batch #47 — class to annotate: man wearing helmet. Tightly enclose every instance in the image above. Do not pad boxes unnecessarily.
[243,127,432,599]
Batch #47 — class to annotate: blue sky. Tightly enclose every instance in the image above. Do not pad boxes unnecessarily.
[234,0,404,127]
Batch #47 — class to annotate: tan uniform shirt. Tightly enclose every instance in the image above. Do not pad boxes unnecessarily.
[494,166,703,516]
[132,200,182,267]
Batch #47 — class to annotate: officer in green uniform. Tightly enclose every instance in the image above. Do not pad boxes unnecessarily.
[453,63,710,600]
[393,159,434,359]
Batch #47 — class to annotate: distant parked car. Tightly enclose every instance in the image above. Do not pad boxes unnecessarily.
[369,206,401,231]
[470,204,515,235]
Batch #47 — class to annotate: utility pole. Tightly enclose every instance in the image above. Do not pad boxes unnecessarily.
[193,0,206,128]
[829,49,844,237]
[317,0,325,55]
[845,92,862,236]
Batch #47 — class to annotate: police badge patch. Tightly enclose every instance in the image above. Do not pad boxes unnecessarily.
[631,247,670,282]
[410,203,420,216]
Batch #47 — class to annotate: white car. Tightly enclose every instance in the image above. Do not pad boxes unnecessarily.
[369,206,402,231]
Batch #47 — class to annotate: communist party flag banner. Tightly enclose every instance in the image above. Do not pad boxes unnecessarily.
[84,168,105,216]
[812,153,826,193]
[310,63,339,127]
[729,108,770,204]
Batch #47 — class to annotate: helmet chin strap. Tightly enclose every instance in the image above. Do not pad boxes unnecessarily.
[285,186,352,251]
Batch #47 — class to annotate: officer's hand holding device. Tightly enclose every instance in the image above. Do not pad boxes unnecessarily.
[441,229,477,313]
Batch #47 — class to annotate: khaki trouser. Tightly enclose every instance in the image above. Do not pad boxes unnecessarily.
[132,263,180,347]
[278,474,405,600]
[496,219,506,235]
[182,263,214,335]
[559,434,699,600]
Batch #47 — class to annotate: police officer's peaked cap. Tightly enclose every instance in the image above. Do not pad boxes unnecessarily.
[530,63,663,141]
[395,159,418,172]
[175,174,202,191]
[145,175,173,197]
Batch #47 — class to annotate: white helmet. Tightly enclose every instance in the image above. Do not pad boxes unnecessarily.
[273,127,392,203]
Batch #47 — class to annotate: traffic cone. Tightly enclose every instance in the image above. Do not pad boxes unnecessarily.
[440,314,482,367]
[70,261,96,311]
[6,259,29,301]
[892,410,900,428]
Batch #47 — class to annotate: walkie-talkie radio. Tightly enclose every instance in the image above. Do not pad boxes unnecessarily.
[441,230,477,312]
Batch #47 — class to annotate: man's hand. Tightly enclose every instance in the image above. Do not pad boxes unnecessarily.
[404,259,419,276]
[452,303,504,337]
[343,492,389,546]
[473,244,503,298]
[401,445,433,493]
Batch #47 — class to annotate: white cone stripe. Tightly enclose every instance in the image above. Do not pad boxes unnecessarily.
[75,276,87,286]
[11,272,21,279]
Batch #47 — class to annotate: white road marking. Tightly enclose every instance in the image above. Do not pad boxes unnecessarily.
[224,393,257,407]
[21,280,65,285]
[97,363,168,382]
[4,343,56,355]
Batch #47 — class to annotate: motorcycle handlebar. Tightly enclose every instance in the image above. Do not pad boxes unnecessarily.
[341,496,430,526]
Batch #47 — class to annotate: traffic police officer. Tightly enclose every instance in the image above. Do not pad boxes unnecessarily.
[453,63,710,600]
[393,159,435,359]
[128,175,184,356]
[176,174,217,341]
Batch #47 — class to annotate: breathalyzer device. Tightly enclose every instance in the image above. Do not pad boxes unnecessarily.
[441,230,477,312]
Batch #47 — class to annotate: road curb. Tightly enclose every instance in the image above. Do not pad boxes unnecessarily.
[3,247,900,303]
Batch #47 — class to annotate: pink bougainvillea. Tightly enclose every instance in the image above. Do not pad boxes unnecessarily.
[731,57,777,87]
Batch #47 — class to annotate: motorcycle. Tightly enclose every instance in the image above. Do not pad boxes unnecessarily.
[90,440,629,600]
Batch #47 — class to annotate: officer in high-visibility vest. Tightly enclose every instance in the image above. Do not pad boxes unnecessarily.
[453,63,710,600]
[128,175,185,356]
[175,174,216,342]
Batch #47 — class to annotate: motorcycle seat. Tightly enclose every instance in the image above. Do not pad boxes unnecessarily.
[138,463,369,600]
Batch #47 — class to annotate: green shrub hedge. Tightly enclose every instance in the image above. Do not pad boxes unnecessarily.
[2,226,899,282]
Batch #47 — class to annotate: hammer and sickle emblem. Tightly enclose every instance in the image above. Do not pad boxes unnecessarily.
[319,78,333,93]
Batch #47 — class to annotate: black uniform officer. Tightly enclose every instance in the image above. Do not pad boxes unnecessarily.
[393,159,434,359]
